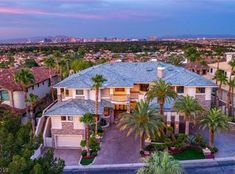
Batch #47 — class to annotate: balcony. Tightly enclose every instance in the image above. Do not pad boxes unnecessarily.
[111,94,128,103]
[130,92,139,101]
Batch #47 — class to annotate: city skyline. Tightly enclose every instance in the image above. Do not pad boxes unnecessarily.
[1,0,235,39]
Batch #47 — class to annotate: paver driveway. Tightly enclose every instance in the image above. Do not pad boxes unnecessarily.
[54,149,81,166]
[192,126,235,158]
[94,125,141,164]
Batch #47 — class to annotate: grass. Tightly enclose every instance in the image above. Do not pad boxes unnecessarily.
[80,157,95,165]
[173,147,205,160]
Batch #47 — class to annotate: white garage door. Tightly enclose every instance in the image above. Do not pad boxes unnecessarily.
[56,135,82,148]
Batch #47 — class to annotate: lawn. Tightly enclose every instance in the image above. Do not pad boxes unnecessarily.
[173,147,205,160]
[80,157,95,165]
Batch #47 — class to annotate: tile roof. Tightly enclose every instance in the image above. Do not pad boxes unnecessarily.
[44,99,112,116]
[55,62,216,89]
[0,67,57,91]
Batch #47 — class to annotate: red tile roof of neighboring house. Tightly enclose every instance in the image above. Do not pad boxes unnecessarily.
[0,67,57,91]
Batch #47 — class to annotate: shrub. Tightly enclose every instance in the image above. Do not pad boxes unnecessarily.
[81,150,87,157]
[194,134,207,147]
[91,151,97,157]
[89,136,100,152]
[144,143,167,152]
[164,137,173,147]
[80,140,86,148]
[209,147,219,154]
[176,134,187,144]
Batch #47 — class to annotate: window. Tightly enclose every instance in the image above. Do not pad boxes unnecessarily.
[115,88,125,92]
[60,88,64,93]
[65,89,69,96]
[196,87,205,94]
[176,86,184,94]
[76,90,84,95]
[202,69,207,75]
[140,84,149,92]
[61,116,66,121]
[32,86,34,90]
[0,90,9,101]
[37,83,40,87]
[210,68,213,73]
[68,116,73,121]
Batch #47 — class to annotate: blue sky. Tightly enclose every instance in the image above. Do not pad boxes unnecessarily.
[0,0,235,39]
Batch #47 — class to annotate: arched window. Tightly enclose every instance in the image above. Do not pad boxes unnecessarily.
[0,90,9,101]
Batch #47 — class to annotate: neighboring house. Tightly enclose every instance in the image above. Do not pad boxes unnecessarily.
[36,61,216,149]
[205,52,235,115]
[0,67,59,113]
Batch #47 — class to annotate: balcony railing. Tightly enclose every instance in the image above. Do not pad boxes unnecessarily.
[111,94,128,102]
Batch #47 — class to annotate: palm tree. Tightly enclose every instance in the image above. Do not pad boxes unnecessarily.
[174,96,203,135]
[80,113,94,157]
[44,57,56,100]
[117,100,164,150]
[200,108,230,147]
[213,69,227,106]
[227,79,235,116]
[91,74,107,136]
[226,60,235,115]
[215,47,224,70]
[53,51,62,75]
[14,68,35,115]
[26,93,38,135]
[146,79,177,115]
[137,152,182,174]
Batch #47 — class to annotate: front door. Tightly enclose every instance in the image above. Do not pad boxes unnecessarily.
[114,104,127,121]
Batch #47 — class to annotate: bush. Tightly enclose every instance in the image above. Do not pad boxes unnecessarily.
[194,134,207,147]
[89,136,100,152]
[81,150,87,157]
[80,140,86,148]
[164,137,173,147]
[144,143,167,152]
[91,151,97,157]
[209,147,219,154]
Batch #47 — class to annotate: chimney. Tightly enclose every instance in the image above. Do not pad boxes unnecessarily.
[157,66,165,79]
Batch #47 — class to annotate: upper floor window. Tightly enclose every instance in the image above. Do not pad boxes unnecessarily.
[196,87,205,94]
[61,116,73,122]
[0,90,9,101]
[115,88,125,92]
[76,90,84,95]
[140,84,149,92]
[61,116,66,121]
[65,89,69,96]
[176,86,184,94]
[210,68,213,73]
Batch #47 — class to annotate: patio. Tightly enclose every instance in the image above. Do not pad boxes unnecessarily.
[94,125,141,164]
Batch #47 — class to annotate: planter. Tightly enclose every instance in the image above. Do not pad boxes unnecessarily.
[101,122,110,129]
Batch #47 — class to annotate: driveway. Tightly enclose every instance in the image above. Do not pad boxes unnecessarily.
[94,125,141,164]
[54,149,81,166]
[192,126,235,158]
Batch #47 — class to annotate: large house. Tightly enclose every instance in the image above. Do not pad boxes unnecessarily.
[36,61,216,149]
[205,52,235,115]
[0,67,59,113]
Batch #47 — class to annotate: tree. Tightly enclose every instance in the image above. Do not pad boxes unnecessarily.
[215,47,225,69]
[137,152,182,174]
[174,96,203,135]
[44,57,56,100]
[213,69,227,106]
[226,60,235,115]
[53,51,62,78]
[117,100,164,150]
[14,68,35,115]
[166,55,185,66]
[91,74,107,136]
[71,59,93,73]
[146,79,177,115]
[23,59,39,68]
[80,113,94,156]
[26,93,39,135]
[200,108,230,147]
[184,46,201,63]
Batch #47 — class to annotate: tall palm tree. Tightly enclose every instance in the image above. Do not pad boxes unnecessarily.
[146,79,177,115]
[53,51,62,75]
[80,113,94,157]
[91,74,107,136]
[174,96,203,135]
[213,69,227,106]
[200,108,230,147]
[227,79,235,116]
[215,47,224,70]
[44,57,56,100]
[26,93,38,135]
[226,60,235,115]
[117,100,164,150]
[14,68,35,115]
[137,152,182,174]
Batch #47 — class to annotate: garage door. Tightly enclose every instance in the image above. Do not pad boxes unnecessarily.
[56,135,82,148]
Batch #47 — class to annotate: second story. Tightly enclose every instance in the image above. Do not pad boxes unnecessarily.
[54,62,216,106]
[0,67,59,111]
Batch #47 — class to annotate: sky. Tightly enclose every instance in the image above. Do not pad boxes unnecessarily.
[1,0,235,39]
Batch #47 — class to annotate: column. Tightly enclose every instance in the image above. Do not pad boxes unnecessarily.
[166,112,171,127]
[174,113,179,134]
[126,88,131,113]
